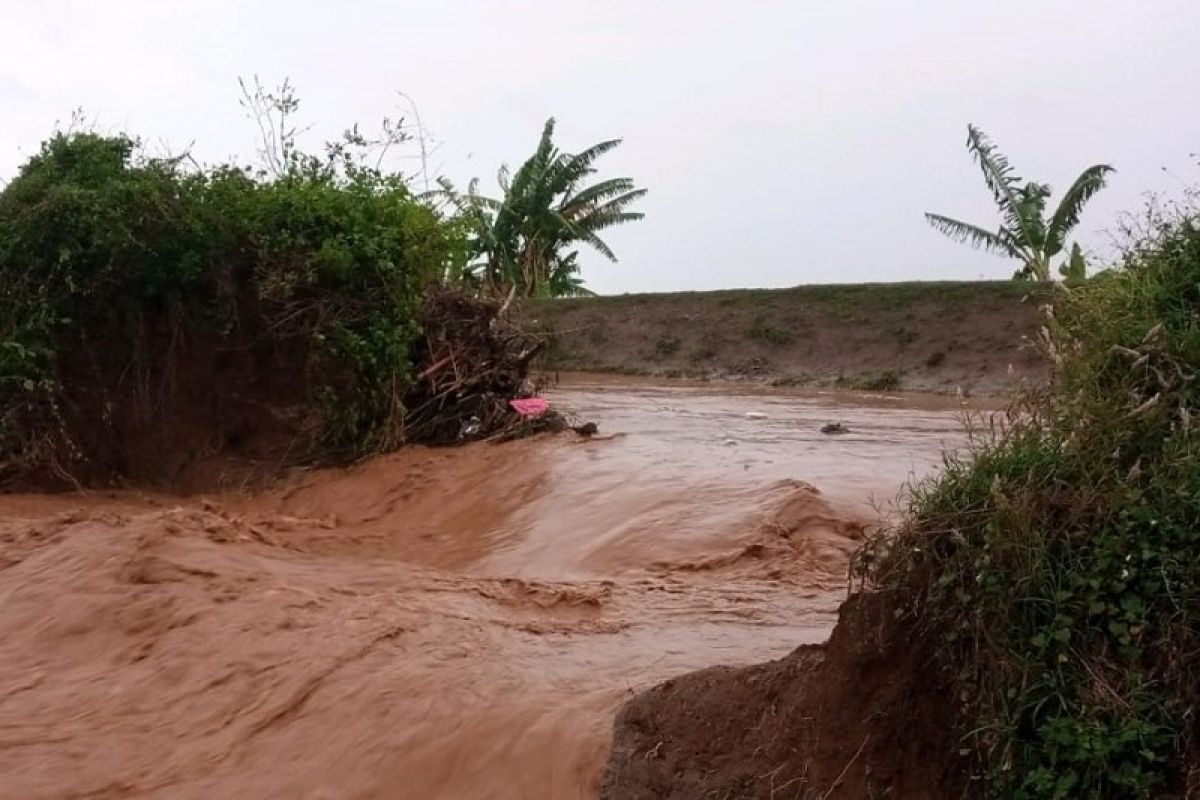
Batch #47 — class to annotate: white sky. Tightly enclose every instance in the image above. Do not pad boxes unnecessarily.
[2,0,1198,294]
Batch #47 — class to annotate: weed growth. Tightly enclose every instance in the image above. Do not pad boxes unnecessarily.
[691,330,722,361]
[837,370,902,391]
[654,336,682,357]
[863,204,1200,798]
[747,316,793,346]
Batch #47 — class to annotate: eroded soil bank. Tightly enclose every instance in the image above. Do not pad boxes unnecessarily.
[0,379,976,798]
[535,281,1047,394]
[600,592,963,799]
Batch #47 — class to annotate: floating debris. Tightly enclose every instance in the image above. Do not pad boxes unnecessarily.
[572,422,599,437]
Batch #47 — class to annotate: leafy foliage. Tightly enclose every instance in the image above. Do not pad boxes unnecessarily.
[440,118,646,297]
[868,199,1200,797]
[925,125,1113,282]
[0,125,464,483]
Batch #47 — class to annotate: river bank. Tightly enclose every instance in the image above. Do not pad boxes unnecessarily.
[534,281,1048,395]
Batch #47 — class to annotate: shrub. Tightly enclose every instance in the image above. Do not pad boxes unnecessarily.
[746,316,793,346]
[0,131,464,485]
[865,204,1200,797]
[837,370,902,391]
[691,330,721,361]
[654,336,681,357]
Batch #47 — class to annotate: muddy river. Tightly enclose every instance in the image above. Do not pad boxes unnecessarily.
[0,377,978,799]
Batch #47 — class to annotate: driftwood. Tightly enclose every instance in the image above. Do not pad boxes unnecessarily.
[403,288,562,444]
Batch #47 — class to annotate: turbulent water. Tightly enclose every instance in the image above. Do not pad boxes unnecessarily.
[0,377,978,799]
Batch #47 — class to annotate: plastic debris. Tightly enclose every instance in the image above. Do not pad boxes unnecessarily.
[572,422,599,437]
[510,397,550,418]
[460,416,482,438]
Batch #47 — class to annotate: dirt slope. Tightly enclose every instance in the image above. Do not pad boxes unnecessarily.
[600,593,966,800]
[534,281,1048,394]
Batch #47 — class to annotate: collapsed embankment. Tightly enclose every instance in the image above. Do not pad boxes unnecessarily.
[600,593,962,800]
[534,280,1048,394]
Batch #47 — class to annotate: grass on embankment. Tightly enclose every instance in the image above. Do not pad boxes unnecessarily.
[532,280,1049,395]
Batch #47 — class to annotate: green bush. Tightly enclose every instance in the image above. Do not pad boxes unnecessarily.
[746,315,793,345]
[0,131,464,483]
[837,369,902,391]
[866,208,1200,797]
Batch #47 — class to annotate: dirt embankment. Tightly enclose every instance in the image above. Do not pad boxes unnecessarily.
[534,281,1048,395]
[600,593,964,799]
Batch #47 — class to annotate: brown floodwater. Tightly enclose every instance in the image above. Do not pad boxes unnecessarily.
[0,377,980,799]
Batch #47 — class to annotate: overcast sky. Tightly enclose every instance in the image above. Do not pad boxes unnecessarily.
[2,1,1197,294]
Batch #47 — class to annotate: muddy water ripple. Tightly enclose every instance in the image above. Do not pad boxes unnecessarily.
[0,377,979,798]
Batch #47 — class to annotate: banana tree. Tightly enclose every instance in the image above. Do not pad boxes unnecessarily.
[925,125,1113,282]
[439,118,645,297]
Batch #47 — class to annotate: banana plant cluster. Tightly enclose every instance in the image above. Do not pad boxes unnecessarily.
[438,118,645,298]
[926,125,1113,282]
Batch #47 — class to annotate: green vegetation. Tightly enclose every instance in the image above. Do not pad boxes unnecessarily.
[691,330,722,361]
[746,316,794,345]
[837,369,902,391]
[926,125,1113,282]
[0,81,658,485]
[540,279,1038,312]
[0,121,462,483]
[889,325,918,347]
[440,118,646,298]
[867,200,1200,797]
[653,336,681,357]
[769,374,815,388]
